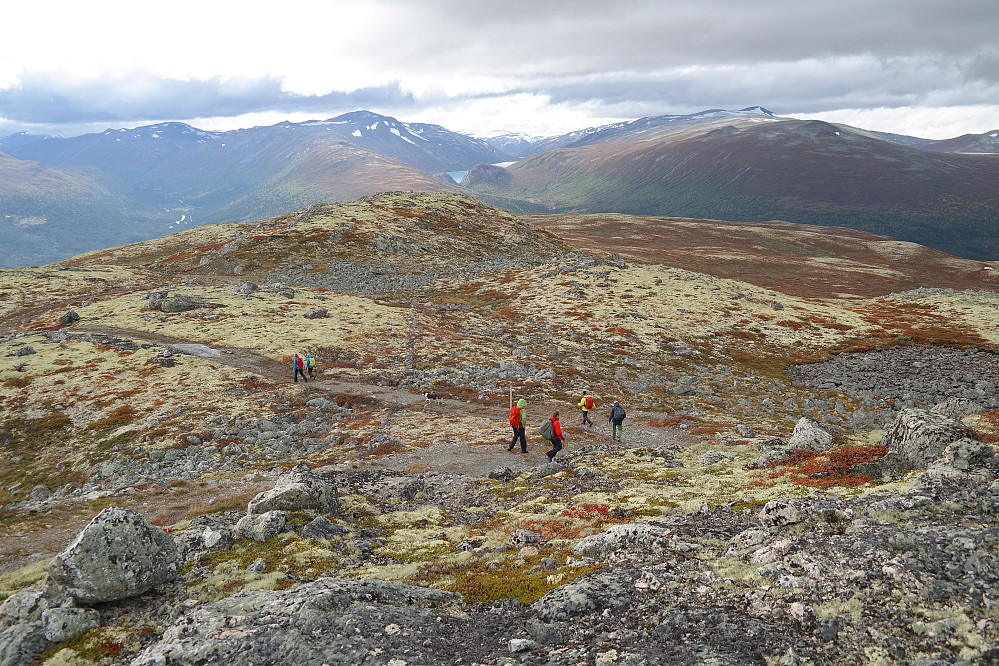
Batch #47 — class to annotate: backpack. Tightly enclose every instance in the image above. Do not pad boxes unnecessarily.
[539,418,555,441]
[585,395,594,410]
[509,406,522,428]
[306,355,315,368]
[611,405,626,421]
[295,357,303,369]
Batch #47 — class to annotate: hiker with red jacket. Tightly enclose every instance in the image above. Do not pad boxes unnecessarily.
[507,398,528,453]
[546,410,566,462]
[578,391,594,427]
[293,354,308,383]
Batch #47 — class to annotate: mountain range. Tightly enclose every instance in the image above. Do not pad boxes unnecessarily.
[2,107,998,266]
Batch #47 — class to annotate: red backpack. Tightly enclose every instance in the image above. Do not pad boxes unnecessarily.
[295,357,303,369]
[585,396,594,409]
[509,406,521,427]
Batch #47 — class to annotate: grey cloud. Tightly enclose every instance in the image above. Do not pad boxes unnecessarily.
[0,75,415,125]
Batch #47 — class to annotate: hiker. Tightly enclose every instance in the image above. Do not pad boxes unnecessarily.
[306,352,317,379]
[608,400,626,441]
[507,398,528,453]
[578,391,594,427]
[293,354,308,383]
[545,410,566,462]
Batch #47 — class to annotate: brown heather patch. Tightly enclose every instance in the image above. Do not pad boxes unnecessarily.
[751,444,887,489]
[86,405,138,431]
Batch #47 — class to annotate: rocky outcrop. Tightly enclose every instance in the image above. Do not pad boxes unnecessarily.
[532,568,639,622]
[130,578,463,666]
[880,408,968,469]
[45,507,180,604]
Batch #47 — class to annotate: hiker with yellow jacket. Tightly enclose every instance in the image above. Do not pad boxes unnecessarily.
[578,391,594,427]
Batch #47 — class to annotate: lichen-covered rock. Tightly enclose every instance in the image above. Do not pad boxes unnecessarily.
[247,463,340,516]
[758,499,804,528]
[304,307,328,319]
[881,408,968,469]
[0,587,66,631]
[786,417,833,451]
[235,511,287,542]
[42,607,100,642]
[937,437,995,471]
[45,507,180,604]
[931,397,985,420]
[532,568,638,622]
[58,310,80,325]
[0,622,48,666]
[574,522,669,557]
[129,578,462,666]
[301,515,349,540]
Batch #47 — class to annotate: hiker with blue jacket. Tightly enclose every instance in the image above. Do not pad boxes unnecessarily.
[608,401,626,441]
[293,354,308,383]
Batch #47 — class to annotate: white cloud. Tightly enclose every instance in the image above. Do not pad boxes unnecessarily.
[1,0,997,138]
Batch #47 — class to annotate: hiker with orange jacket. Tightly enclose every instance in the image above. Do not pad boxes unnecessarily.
[507,398,528,453]
[546,410,566,462]
[578,391,594,427]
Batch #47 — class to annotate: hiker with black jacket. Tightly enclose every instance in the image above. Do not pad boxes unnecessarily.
[608,401,626,441]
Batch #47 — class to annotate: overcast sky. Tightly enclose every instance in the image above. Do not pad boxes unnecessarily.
[1,0,997,140]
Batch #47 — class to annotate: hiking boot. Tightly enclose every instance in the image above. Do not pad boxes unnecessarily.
[506,445,514,451]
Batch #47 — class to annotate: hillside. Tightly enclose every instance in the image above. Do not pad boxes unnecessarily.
[0,153,171,266]
[2,193,999,664]
[466,117,999,260]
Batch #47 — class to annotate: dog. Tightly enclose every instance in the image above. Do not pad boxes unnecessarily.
[424,391,444,402]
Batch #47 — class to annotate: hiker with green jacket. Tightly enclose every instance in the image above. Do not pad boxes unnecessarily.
[507,398,528,453]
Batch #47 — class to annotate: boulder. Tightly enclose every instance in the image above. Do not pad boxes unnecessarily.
[247,463,340,516]
[303,307,328,320]
[880,408,968,469]
[45,507,180,604]
[235,511,288,542]
[58,310,80,325]
[149,293,204,313]
[235,281,259,295]
[786,418,833,451]
[574,522,669,557]
[758,499,805,528]
[301,515,349,540]
[532,568,638,622]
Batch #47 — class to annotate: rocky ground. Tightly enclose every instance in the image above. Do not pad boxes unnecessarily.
[1,192,999,665]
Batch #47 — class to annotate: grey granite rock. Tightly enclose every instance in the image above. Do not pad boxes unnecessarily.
[247,463,340,516]
[46,507,180,604]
